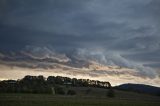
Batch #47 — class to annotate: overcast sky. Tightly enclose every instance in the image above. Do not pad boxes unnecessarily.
[0,0,160,86]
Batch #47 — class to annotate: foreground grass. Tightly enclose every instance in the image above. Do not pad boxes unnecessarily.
[0,93,160,106]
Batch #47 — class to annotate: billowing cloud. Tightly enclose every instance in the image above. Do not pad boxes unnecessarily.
[0,0,160,86]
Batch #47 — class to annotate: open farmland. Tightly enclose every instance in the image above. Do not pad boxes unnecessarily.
[0,87,160,106]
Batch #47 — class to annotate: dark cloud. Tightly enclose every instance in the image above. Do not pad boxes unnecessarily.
[0,0,160,82]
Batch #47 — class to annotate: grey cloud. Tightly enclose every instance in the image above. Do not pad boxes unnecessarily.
[0,0,160,83]
[73,48,157,78]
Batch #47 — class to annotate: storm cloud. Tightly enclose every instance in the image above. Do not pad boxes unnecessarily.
[0,0,160,86]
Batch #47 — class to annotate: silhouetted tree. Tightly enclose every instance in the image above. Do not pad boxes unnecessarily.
[55,76,63,85]
[0,75,111,94]
[47,76,55,86]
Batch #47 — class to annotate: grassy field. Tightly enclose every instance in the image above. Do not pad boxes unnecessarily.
[0,87,160,106]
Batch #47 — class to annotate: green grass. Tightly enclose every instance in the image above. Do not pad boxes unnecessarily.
[0,87,160,106]
[0,93,160,106]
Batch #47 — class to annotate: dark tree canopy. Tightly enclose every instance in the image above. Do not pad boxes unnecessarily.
[0,75,111,94]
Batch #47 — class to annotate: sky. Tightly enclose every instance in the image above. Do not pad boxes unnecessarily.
[0,0,160,87]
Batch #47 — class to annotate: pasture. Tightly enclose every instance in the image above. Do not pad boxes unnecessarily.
[0,87,160,106]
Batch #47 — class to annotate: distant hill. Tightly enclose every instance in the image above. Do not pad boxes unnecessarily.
[115,83,160,96]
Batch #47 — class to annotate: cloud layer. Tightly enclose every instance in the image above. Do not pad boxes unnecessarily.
[0,0,160,86]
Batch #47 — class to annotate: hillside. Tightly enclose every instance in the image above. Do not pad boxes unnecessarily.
[115,83,160,96]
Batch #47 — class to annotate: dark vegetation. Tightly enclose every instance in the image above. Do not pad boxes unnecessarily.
[1,76,160,106]
[0,75,111,95]
[54,86,65,95]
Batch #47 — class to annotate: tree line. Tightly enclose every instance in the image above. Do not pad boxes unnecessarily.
[0,75,111,94]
